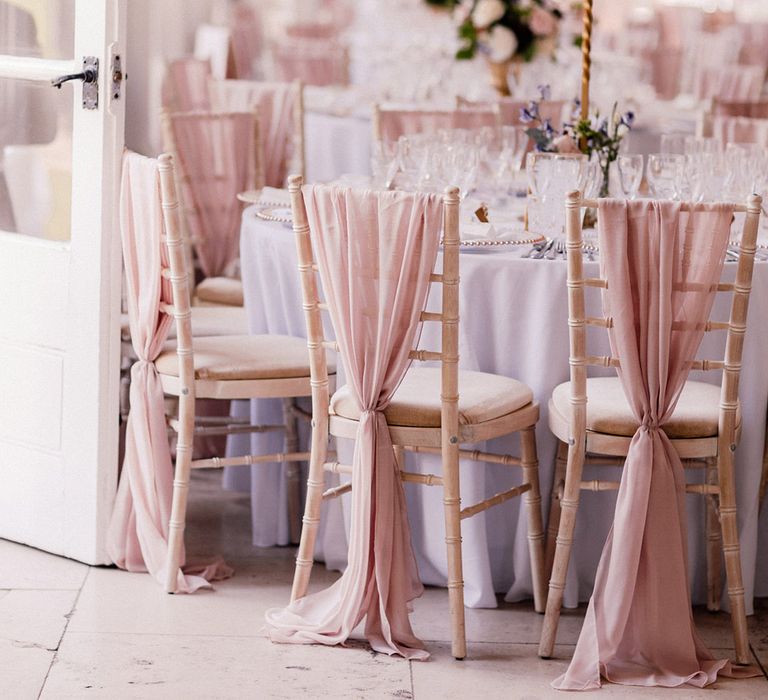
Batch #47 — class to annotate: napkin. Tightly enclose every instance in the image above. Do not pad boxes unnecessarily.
[461,222,498,241]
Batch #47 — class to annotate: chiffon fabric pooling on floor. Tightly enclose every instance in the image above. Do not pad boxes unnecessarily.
[265,185,442,659]
[107,152,232,592]
[554,200,758,690]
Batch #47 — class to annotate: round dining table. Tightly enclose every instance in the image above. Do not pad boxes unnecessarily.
[225,200,768,612]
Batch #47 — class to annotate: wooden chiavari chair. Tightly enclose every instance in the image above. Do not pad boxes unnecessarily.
[372,103,499,144]
[161,109,263,309]
[208,79,305,185]
[155,154,334,589]
[539,190,762,664]
[287,174,547,660]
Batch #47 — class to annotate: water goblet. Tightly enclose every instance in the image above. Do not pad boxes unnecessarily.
[617,154,643,199]
[646,153,684,199]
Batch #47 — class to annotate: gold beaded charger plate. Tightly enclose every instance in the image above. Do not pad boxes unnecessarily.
[253,205,293,224]
[237,190,262,204]
[458,232,546,249]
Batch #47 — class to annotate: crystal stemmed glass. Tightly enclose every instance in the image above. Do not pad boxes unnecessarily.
[617,154,643,199]
[646,153,684,199]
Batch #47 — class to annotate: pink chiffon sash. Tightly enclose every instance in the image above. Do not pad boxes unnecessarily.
[107,152,232,592]
[167,112,257,277]
[161,58,212,112]
[272,39,349,87]
[553,200,753,690]
[377,108,497,144]
[229,1,262,79]
[265,185,442,659]
[209,80,298,188]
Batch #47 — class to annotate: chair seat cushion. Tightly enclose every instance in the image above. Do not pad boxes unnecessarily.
[156,334,331,381]
[330,367,534,428]
[550,377,738,439]
[194,277,244,307]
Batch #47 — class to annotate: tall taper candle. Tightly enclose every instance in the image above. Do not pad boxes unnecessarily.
[580,0,593,147]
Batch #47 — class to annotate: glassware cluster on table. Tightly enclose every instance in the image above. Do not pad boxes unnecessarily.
[648,134,768,203]
[371,126,528,202]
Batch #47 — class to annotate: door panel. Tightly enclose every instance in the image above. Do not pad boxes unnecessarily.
[0,0,125,564]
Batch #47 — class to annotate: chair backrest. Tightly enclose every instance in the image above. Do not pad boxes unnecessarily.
[161,58,212,112]
[271,39,349,87]
[456,96,568,130]
[699,114,768,145]
[287,174,460,447]
[563,190,761,446]
[157,153,196,416]
[285,22,339,40]
[693,64,765,102]
[711,98,768,119]
[372,104,499,143]
[161,109,260,278]
[228,1,263,79]
[208,79,304,185]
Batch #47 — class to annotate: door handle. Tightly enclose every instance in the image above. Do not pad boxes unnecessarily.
[50,56,99,110]
[51,67,97,88]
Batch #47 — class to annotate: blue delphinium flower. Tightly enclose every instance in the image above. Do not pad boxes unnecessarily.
[621,111,635,128]
[537,83,551,101]
[519,106,535,123]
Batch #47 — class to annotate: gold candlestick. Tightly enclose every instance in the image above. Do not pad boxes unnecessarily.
[579,0,593,150]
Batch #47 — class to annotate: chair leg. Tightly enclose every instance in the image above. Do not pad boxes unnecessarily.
[520,426,547,613]
[164,401,195,593]
[705,458,722,612]
[545,440,568,582]
[759,419,768,513]
[290,418,328,602]
[539,440,586,658]
[282,399,302,545]
[443,441,466,659]
[716,448,751,664]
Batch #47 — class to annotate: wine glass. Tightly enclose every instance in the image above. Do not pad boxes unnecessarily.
[660,133,686,155]
[617,154,643,199]
[646,153,684,199]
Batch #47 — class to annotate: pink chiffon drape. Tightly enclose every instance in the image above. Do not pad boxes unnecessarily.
[377,108,497,144]
[107,152,232,592]
[272,40,348,87]
[168,112,257,278]
[265,185,442,659]
[554,200,744,690]
[209,80,297,188]
[229,1,262,79]
[161,58,212,112]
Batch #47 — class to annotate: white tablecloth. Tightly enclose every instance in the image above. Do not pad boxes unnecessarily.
[227,208,768,611]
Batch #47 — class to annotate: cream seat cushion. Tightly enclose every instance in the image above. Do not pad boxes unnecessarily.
[330,367,533,428]
[550,377,739,439]
[194,277,244,307]
[156,334,334,381]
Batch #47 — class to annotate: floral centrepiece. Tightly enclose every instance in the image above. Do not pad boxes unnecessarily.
[455,0,563,64]
[522,85,635,196]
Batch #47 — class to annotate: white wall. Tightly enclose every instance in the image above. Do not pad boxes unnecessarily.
[124,0,215,155]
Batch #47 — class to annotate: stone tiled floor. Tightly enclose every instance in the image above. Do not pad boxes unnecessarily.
[2,471,767,699]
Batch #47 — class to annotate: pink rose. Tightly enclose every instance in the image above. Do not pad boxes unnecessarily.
[553,135,580,154]
[530,6,558,37]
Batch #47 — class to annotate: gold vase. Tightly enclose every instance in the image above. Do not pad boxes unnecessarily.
[486,59,512,97]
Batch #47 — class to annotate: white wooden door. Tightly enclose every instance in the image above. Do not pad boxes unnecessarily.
[0,0,125,564]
